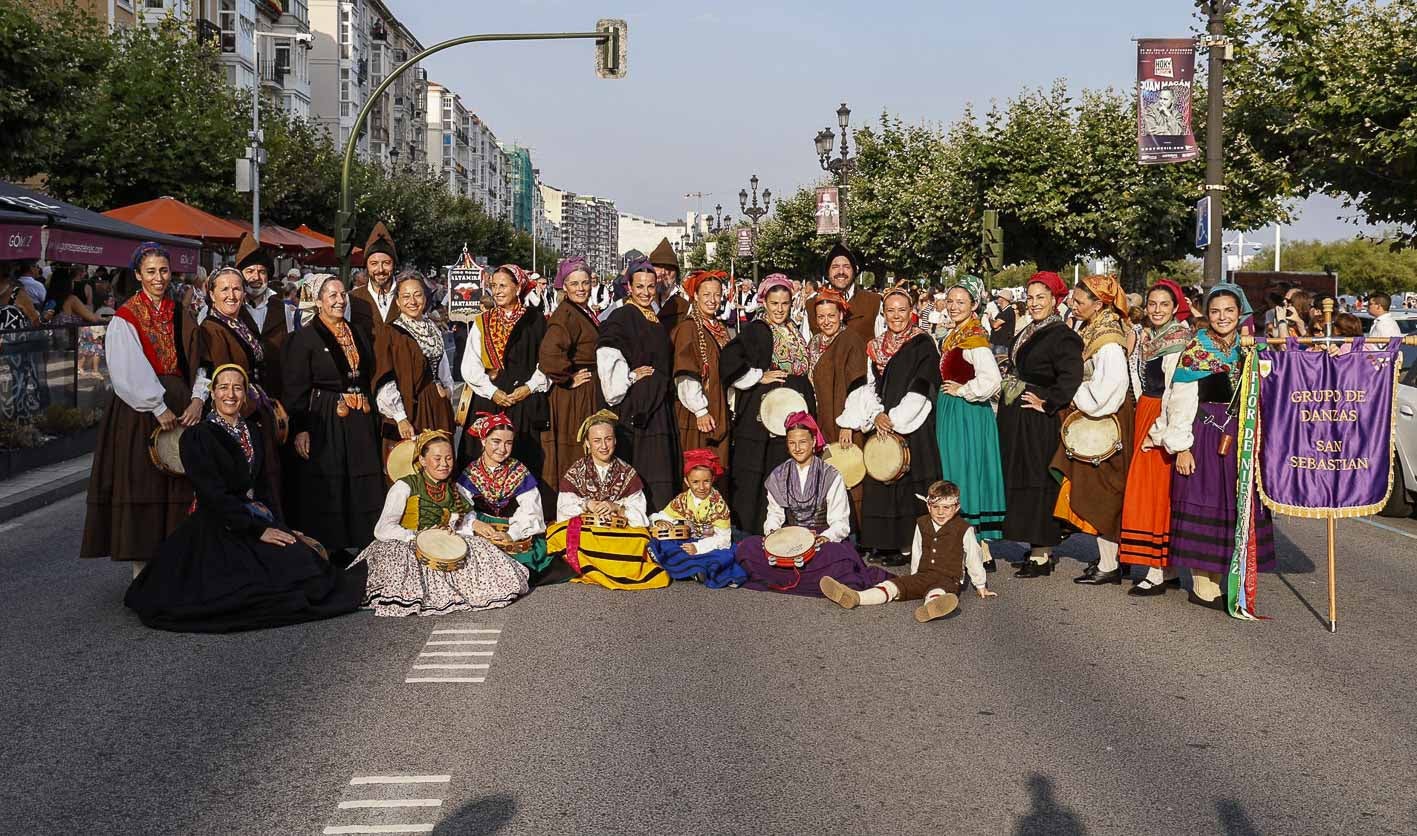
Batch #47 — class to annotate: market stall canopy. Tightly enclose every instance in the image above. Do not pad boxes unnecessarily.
[225,220,330,254]
[0,181,202,270]
[293,223,364,267]
[103,195,246,248]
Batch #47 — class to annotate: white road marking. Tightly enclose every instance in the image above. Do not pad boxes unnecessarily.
[430,628,502,634]
[418,651,492,657]
[1356,517,1417,541]
[412,663,490,670]
[404,677,486,683]
[423,639,498,645]
[349,775,452,785]
[323,826,434,834]
[338,800,444,809]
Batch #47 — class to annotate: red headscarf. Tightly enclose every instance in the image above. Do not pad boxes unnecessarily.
[682,447,725,479]
[784,411,826,452]
[1028,271,1068,301]
[471,411,515,439]
[812,287,851,313]
[684,270,728,299]
[1148,278,1192,322]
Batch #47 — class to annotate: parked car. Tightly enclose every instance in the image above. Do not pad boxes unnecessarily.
[1383,344,1417,517]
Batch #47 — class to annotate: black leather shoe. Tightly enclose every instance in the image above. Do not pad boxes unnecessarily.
[1188,591,1226,612]
[982,559,997,573]
[1128,581,1167,597]
[1015,559,1053,578]
[878,551,909,568]
[1074,565,1122,585]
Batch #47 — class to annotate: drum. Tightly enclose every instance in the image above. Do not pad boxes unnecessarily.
[147,426,187,476]
[586,510,629,529]
[822,442,866,488]
[759,387,809,437]
[385,437,419,481]
[295,531,329,562]
[414,529,469,573]
[863,432,910,484]
[651,520,692,541]
[454,383,473,427]
[763,525,819,569]
[1061,412,1123,465]
[270,400,290,445]
[487,520,533,555]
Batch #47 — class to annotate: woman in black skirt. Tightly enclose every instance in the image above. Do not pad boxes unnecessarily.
[283,274,385,553]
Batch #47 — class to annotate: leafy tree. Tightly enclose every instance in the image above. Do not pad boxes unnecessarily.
[1230,0,1417,244]
[751,187,824,278]
[1249,238,1417,294]
[0,1,110,181]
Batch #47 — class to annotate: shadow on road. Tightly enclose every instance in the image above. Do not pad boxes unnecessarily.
[433,793,517,835]
[1217,798,1260,836]
[1015,773,1084,836]
[1273,527,1317,574]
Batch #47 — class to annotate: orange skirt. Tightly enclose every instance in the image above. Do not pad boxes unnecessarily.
[1118,394,1173,567]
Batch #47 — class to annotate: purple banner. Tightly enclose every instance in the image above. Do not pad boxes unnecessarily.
[46,228,199,271]
[1258,338,1403,517]
[0,222,43,260]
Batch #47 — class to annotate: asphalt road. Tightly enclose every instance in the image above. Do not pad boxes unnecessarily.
[2,494,1415,835]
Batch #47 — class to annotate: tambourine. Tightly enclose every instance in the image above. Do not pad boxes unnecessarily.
[415,529,468,573]
[651,521,692,541]
[148,426,187,476]
[764,526,818,569]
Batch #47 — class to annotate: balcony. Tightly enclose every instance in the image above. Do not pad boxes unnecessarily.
[259,59,288,89]
[196,18,221,48]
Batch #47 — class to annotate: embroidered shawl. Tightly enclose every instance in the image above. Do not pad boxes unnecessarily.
[1137,319,1191,364]
[558,456,643,502]
[867,323,927,374]
[1173,328,1243,388]
[769,321,809,376]
[1078,308,1128,361]
[939,316,989,354]
[457,458,535,518]
[116,292,178,376]
[663,488,731,539]
[479,305,523,376]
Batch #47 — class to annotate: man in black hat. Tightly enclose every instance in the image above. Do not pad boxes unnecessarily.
[808,242,882,344]
[349,221,399,338]
[648,237,687,333]
[234,232,291,397]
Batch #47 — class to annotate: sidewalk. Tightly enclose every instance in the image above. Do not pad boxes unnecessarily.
[0,454,92,519]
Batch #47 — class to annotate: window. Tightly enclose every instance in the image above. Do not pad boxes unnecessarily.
[145,0,165,8]
[219,0,236,53]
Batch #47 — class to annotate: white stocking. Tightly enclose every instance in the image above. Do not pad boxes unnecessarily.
[858,581,898,606]
[1096,538,1119,573]
[1192,570,1223,601]
[1029,547,1051,565]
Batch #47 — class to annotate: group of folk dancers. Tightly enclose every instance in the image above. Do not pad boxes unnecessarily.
[85,229,1273,633]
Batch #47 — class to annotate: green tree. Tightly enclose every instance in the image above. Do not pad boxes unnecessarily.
[1230,0,1417,244]
[0,1,110,181]
[1249,239,1417,294]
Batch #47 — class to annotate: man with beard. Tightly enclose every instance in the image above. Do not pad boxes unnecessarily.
[808,242,883,344]
[349,222,400,339]
[234,232,291,400]
[648,237,688,333]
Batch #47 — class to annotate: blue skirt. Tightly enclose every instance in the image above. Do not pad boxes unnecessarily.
[935,392,1007,542]
[648,539,745,589]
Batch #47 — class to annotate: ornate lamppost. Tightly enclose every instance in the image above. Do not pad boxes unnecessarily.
[814,101,855,244]
[738,175,771,282]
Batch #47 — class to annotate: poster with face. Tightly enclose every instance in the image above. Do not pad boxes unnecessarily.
[815,186,841,235]
[1137,38,1199,164]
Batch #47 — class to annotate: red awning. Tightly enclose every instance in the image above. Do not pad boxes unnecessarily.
[103,196,246,247]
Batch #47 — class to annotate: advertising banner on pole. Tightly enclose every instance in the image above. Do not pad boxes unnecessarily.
[814,186,840,236]
[1137,38,1200,164]
[445,246,483,324]
[736,227,754,258]
[1195,196,1211,249]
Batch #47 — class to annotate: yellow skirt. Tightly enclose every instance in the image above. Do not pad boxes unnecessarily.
[545,518,667,590]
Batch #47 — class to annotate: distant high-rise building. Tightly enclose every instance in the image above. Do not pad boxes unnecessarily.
[541,184,618,278]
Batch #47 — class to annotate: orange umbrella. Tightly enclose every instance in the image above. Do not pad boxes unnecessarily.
[104,196,246,246]
[226,219,330,253]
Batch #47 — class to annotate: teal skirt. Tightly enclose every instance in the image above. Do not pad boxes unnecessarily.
[934,393,1006,542]
[476,512,568,585]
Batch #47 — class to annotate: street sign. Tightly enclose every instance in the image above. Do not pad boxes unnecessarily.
[595,19,627,79]
[736,227,754,258]
[1196,195,1211,250]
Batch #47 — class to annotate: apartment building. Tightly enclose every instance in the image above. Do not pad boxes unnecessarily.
[541,184,618,277]
[363,0,424,167]
[502,145,535,234]
[423,82,472,200]
[67,0,137,29]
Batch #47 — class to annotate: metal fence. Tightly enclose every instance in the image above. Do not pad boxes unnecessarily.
[0,323,111,423]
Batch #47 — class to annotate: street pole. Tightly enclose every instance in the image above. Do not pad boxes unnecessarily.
[251,35,261,240]
[1202,2,1230,285]
[1274,225,1282,271]
[335,24,626,281]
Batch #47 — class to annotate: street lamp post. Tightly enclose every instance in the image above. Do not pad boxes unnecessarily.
[335,21,628,282]
[738,175,771,283]
[1198,1,1233,285]
[814,102,854,245]
[706,203,731,234]
[251,31,312,239]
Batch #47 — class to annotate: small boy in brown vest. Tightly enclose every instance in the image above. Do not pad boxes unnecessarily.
[820,480,996,622]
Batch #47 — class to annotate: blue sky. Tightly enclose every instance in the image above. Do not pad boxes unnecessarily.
[399,0,1376,243]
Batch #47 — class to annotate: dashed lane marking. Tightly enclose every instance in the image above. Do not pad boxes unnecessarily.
[349,776,452,785]
[1356,517,1417,541]
[338,800,443,809]
[321,774,451,834]
[405,624,501,684]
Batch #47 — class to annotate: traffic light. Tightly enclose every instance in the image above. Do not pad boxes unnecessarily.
[335,211,358,259]
[981,210,1004,275]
